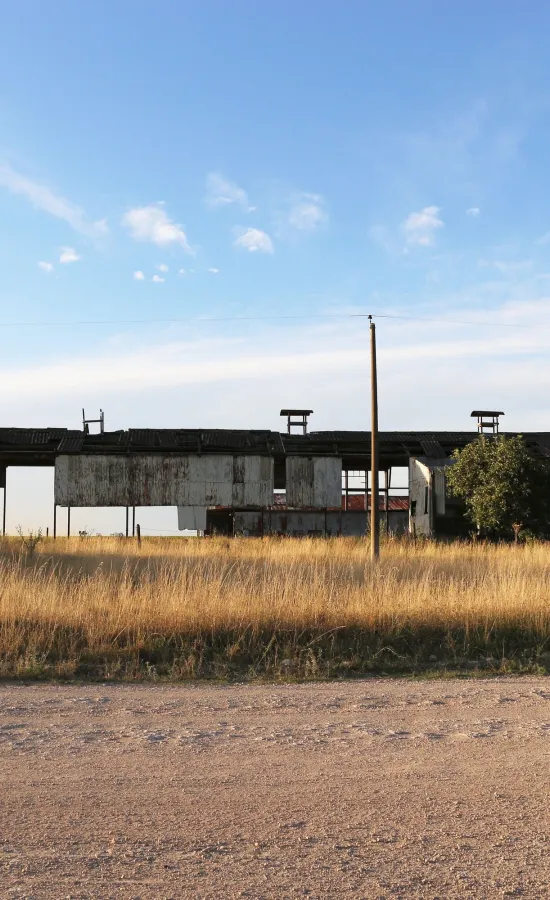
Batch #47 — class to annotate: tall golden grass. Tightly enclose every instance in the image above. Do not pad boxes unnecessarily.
[1,535,550,679]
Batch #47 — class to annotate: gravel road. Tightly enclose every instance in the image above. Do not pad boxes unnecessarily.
[1,678,550,899]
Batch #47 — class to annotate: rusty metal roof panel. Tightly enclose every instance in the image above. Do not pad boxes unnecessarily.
[0,428,67,447]
[419,437,446,458]
[200,430,272,451]
[57,432,85,452]
[82,431,128,451]
[156,430,180,449]
[128,429,157,447]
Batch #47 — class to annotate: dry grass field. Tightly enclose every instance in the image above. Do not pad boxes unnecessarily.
[1,534,550,680]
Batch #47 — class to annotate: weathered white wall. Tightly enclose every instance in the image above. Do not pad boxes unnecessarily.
[409,458,431,537]
[285,456,342,508]
[55,454,274,507]
[409,457,454,536]
[231,455,274,506]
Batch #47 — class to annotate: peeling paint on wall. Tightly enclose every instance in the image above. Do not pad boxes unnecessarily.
[55,454,274,508]
[285,456,342,508]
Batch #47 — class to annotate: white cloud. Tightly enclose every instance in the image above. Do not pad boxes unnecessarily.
[151,274,165,283]
[208,267,220,274]
[466,207,480,217]
[178,268,186,276]
[38,261,54,273]
[59,246,80,264]
[402,205,444,246]
[288,193,328,231]
[157,263,169,273]
[0,163,107,238]
[233,227,274,254]
[133,270,145,281]
[205,172,252,210]
[122,204,191,251]
[4,296,550,422]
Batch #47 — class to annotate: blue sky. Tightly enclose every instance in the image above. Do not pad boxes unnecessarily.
[3,1,550,530]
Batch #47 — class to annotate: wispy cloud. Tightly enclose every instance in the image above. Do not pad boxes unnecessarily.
[478,258,533,276]
[178,268,186,276]
[368,224,395,254]
[133,270,145,281]
[466,207,480,217]
[122,204,192,251]
[157,263,169,273]
[205,172,253,210]
[288,193,328,231]
[402,205,443,247]
[59,246,80,264]
[151,274,165,283]
[208,267,220,274]
[4,296,550,437]
[233,227,274,254]
[37,261,54,273]
[0,163,107,238]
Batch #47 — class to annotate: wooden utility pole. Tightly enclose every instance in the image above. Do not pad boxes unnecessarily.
[369,316,380,560]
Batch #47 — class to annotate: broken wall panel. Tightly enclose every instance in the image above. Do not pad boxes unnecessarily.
[285,456,342,508]
[177,506,207,531]
[54,454,274,508]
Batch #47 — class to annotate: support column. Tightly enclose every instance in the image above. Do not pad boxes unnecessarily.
[125,506,129,538]
[385,469,391,536]
[344,470,349,511]
[132,506,136,537]
[53,504,57,540]
[369,317,380,560]
[67,506,71,538]
[2,486,6,537]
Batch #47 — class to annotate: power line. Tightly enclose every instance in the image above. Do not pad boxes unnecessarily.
[0,311,543,329]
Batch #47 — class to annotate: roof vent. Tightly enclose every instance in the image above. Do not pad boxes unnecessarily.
[280,409,313,435]
[471,410,504,435]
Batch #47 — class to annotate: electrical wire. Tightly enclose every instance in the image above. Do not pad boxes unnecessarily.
[0,311,542,329]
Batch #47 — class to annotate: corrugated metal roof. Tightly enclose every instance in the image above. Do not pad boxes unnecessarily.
[0,428,67,446]
[3,426,550,467]
[57,432,84,453]
[420,437,445,458]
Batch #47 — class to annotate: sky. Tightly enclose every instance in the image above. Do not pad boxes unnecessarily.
[3,0,550,532]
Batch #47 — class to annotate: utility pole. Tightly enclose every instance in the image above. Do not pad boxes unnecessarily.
[369,316,380,560]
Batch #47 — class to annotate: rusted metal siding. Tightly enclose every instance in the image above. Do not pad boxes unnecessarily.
[285,456,342,508]
[232,509,408,537]
[55,454,274,507]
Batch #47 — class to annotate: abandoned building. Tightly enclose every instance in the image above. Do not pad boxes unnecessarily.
[2,409,550,539]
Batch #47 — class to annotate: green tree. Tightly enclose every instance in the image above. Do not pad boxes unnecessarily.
[446,435,550,539]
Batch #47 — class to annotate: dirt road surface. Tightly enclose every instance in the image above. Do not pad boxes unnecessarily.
[1,678,550,899]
